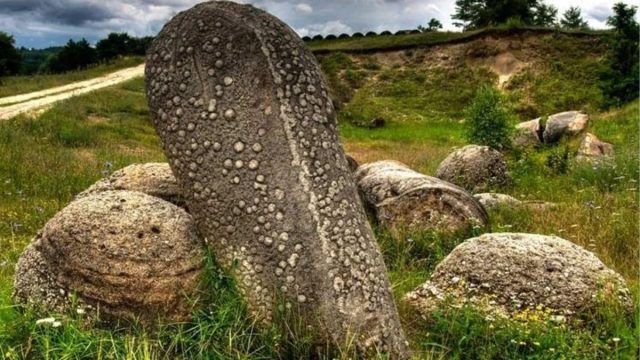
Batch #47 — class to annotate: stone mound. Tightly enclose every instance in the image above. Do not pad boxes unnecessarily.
[543,111,589,144]
[14,190,204,324]
[406,233,632,320]
[435,145,510,192]
[77,163,184,207]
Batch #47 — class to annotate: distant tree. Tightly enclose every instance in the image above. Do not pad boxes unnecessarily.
[352,32,364,38]
[600,3,639,106]
[45,39,96,73]
[325,34,337,40]
[533,3,557,27]
[0,32,22,79]
[466,85,514,150]
[419,18,443,32]
[312,34,324,41]
[302,36,312,42]
[394,30,409,35]
[452,0,556,30]
[560,7,588,29]
[365,31,378,37]
[380,31,392,36]
[96,33,134,61]
[338,33,350,39]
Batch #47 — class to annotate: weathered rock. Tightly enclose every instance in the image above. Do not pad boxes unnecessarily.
[355,161,487,233]
[435,145,510,192]
[513,118,543,147]
[14,191,204,324]
[145,2,408,357]
[543,111,589,144]
[406,233,632,320]
[576,133,614,163]
[473,193,522,210]
[77,163,184,207]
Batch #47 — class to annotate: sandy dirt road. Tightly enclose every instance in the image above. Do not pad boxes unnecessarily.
[0,64,145,121]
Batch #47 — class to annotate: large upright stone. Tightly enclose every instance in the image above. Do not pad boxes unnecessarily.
[145,2,408,357]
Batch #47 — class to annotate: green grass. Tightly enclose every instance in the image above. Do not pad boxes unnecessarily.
[0,34,637,358]
[0,57,144,99]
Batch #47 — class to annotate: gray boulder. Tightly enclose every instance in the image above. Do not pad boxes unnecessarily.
[355,160,487,234]
[78,163,184,207]
[513,118,543,147]
[576,133,614,164]
[435,145,510,192]
[405,233,632,321]
[543,111,589,144]
[145,1,408,357]
[14,191,204,324]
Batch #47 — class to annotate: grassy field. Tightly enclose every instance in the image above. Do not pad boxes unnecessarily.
[0,31,637,359]
[0,57,144,99]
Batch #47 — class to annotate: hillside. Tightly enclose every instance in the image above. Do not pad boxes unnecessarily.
[0,29,637,359]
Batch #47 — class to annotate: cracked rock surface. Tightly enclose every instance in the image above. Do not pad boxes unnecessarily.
[406,233,632,321]
[145,1,408,357]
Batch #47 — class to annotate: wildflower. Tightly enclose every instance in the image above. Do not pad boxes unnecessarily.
[52,321,62,328]
[612,337,621,343]
[35,317,56,326]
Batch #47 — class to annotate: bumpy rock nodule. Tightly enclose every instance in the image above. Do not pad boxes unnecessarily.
[145,2,408,356]
[435,145,510,192]
[355,160,487,233]
[13,191,204,323]
[77,163,184,207]
[406,233,632,321]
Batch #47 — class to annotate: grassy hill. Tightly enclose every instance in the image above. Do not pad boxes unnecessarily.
[0,30,637,359]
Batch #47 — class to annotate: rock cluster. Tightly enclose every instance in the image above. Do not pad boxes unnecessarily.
[576,133,614,164]
[14,190,204,324]
[436,145,510,192]
[355,160,487,234]
[406,233,632,321]
[145,1,408,356]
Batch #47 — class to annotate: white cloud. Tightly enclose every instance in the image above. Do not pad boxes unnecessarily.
[296,20,353,37]
[295,3,313,14]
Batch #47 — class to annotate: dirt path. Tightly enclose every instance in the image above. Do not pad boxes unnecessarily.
[0,64,145,121]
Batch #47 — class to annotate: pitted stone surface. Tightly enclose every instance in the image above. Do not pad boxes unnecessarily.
[405,233,632,321]
[14,191,204,324]
[77,163,185,207]
[435,145,510,192]
[355,160,487,233]
[145,2,408,357]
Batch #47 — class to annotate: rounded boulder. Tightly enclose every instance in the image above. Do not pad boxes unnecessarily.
[405,233,632,320]
[14,190,204,324]
[435,145,510,192]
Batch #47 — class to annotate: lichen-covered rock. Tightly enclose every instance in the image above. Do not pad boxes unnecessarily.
[13,191,204,324]
[543,111,589,144]
[435,145,510,192]
[405,233,632,321]
[356,160,487,233]
[474,193,522,210]
[576,133,614,163]
[145,2,408,357]
[78,163,184,207]
[513,118,543,147]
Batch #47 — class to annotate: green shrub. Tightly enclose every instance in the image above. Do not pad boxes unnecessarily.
[465,85,514,150]
[545,146,570,174]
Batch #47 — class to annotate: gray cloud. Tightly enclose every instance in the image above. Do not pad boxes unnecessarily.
[0,0,627,48]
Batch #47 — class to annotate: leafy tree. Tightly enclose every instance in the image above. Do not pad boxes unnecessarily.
[419,18,444,32]
[533,3,557,27]
[560,7,588,29]
[466,85,514,150]
[600,3,639,106]
[452,0,556,30]
[0,32,22,78]
[45,39,96,73]
[96,33,133,61]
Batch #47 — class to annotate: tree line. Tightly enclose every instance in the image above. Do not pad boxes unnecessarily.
[0,32,152,77]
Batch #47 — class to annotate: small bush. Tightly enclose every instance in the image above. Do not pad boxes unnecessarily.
[465,85,514,150]
[545,146,570,175]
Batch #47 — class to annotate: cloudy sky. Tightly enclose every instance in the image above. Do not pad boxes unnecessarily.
[0,0,632,49]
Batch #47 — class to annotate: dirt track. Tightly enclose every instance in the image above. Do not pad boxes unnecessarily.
[0,64,145,121]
